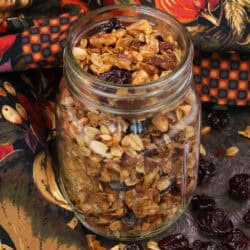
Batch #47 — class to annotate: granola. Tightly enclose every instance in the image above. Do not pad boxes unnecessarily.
[72,19,182,84]
[57,18,199,239]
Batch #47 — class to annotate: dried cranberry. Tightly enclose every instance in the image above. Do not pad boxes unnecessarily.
[192,240,229,250]
[99,68,131,84]
[191,194,216,211]
[198,158,216,185]
[130,40,145,49]
[243,209,250,226]
[124,243,143,250]
[96,17,125,33]
[222,228,250,250]
[197,208,233,237]
[229,174,250,201]
[158,234,190,250]
[207,110,228,129]
[159,42,174,51]
[148,54,177,70]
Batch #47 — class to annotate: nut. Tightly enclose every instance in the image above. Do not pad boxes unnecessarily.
[110,244,126,250]
[132,69,150,85]
[127,19,153,35]
[152,115,169,132]
[72,47,88,62]
[226,146,239,157]
[121,134,144,151]
[84,126,100,139]
[157,176,171,192]
[86,234,106,250]
[201,126,211,135]
[147,240,160,250]
[200,144,206,157]
[90,141,108,157]
[238,126,250,139]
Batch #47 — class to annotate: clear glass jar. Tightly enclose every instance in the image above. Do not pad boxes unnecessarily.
[56,5,200,241]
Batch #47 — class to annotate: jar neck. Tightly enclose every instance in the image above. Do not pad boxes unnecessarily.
[63,5,194,115]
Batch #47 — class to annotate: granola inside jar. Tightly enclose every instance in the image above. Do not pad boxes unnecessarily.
[56,5,200,241]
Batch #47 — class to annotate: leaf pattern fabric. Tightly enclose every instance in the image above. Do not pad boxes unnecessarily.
[0,1,249,249]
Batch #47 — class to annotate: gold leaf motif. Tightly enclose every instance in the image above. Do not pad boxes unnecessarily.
[224,0,247,37]
[238,0,250,11]
[238,33,250,45]
[186,25,206,37]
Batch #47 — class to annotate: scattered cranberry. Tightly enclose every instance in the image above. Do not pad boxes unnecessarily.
[197,208,233,237]
[99,68,131,84]
[124,243,143,250]
[198,158,216,185]
[243,209,250,226]
[222,228,250,250]
[192,240,229,250]
[207,110,229,129]
[96,17,125,33]
[158,234,190,249]
[229,174,250,201]
[191,194,216,211]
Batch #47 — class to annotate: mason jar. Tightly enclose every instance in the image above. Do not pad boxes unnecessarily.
[56,5,200,241]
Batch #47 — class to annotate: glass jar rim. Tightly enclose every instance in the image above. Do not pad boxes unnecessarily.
[64,4,193,91]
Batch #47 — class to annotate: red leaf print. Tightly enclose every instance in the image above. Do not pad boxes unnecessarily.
[0,144,14,160]
[0,18,7,33]
[0,34,16,56]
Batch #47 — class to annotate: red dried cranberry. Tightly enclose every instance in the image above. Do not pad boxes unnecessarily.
[148,54,177,70]
[197,208,233,237]
[207,110,228,129]
[191,194,216,211]
[222,228,250,250]
[192,240,229,250]
[130,40,146,49]
[96,17,125,33]
[229,174,250,201]
[198,158,216,185]
[243,209,250,226]
[124,243,143,250]
[99,68,131,84]
[158,234,190,250]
